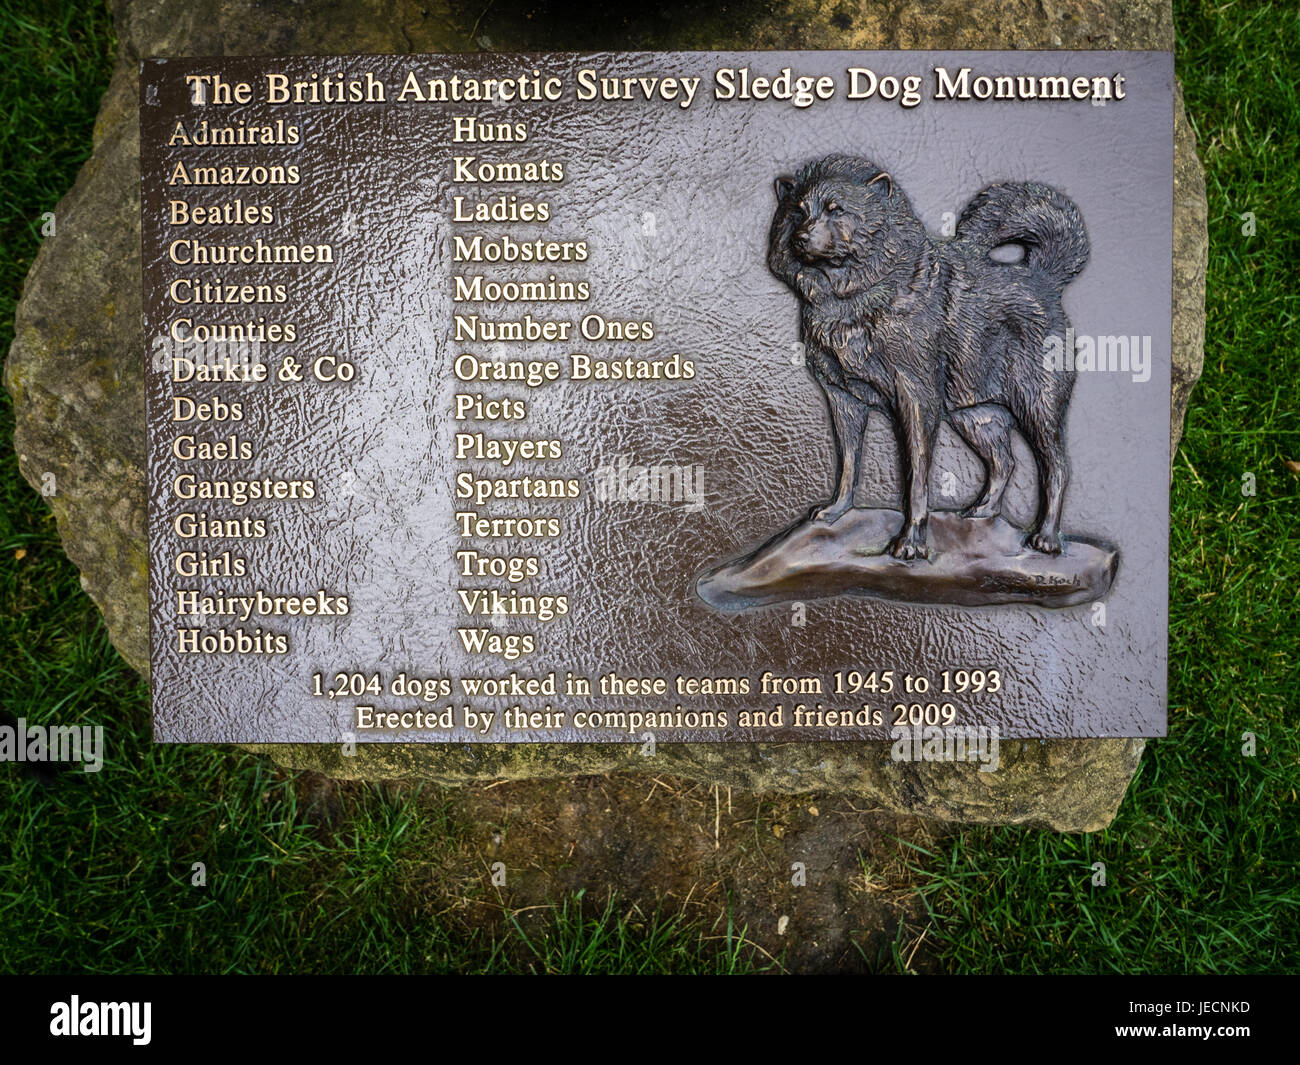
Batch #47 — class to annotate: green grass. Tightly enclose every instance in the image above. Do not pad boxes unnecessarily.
[913,0,1300,974]
[3,750,770,972]
[0,688,769,969]
[2,0,1297,974]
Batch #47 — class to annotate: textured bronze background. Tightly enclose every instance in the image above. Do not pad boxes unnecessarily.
[142,52,1172,743]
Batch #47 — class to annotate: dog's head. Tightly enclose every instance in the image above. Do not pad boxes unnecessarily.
[768,155,916,293]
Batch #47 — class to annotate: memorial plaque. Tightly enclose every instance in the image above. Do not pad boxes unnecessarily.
[142,51,1173,744]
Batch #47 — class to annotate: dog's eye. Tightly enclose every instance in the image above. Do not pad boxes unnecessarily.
[825,201,840,214]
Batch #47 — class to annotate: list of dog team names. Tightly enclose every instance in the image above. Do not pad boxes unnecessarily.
[146,58,766,743]
[143,53,1168,743]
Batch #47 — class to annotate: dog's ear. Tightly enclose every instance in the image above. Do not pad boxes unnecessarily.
[868,171,894,198]
[774,176,797,202]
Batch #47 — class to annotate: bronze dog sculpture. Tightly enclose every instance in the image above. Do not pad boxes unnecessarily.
[768,154,1089,559]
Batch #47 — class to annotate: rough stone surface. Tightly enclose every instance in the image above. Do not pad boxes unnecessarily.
[4,0,1204,832]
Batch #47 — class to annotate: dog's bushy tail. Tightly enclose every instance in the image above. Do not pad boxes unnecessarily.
[955,182,1089,285]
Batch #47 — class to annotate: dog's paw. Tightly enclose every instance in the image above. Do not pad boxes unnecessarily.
[1028,530,1062,555]
[809,499,852,524]
[888,527,930,561]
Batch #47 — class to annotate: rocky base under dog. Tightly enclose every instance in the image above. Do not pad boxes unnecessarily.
[696,508,1118,612]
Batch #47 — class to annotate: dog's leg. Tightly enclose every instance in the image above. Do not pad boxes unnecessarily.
[888,377,938,560]
[1023,418,1069,554]
[810,383,868,524]
[949,404,1015,518]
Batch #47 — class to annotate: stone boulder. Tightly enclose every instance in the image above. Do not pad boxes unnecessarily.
[4,0,1205,832]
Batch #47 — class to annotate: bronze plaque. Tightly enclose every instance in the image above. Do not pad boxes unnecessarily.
[142,52,1173,743]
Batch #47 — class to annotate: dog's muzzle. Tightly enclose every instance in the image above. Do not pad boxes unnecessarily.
[793,224,834,263]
